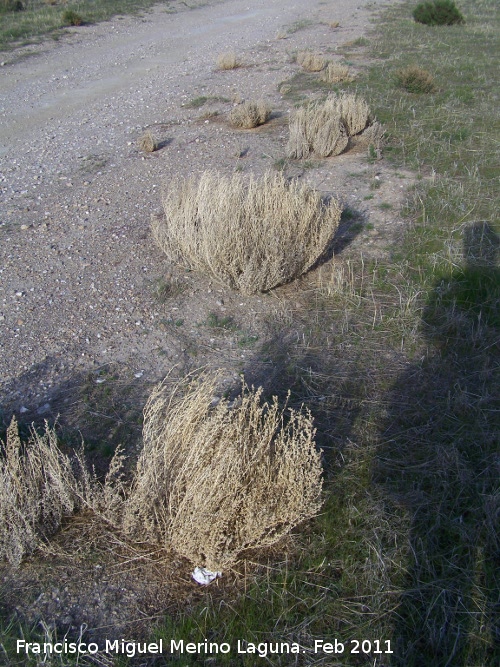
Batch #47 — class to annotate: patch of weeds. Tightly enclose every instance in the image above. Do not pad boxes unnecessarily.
[199,109,219,120]
[184,95,227,109]
[237,334,259,348]
[341,206,356,222]
[184,95,209,108]
[378,202,393,210]
[62,8,82,26]
[174,319,184,327]
[78,153,108,173]
[151,275,184,302]
[273,157,288,171]
[367,143,378,164]
[285,18,315,34]
[396,65,436,93]
[206,312,236,331]
[364,193,374,200]
[343,36,369,48]
[302,160,321,170]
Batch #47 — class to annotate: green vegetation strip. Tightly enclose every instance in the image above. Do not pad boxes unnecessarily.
[0,0,167,51]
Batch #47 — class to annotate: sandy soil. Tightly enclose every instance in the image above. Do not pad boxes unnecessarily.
[0,0,408,647]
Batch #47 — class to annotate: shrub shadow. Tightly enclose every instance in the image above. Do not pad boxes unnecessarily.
[1,359,147,477]
[243,323,366,470]
[374,222,500,665]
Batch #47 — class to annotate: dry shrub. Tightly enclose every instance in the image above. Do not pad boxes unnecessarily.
[320,61,354,84]
[0,418,93,567]
[123,375,323,571]
[138,130,158,153]
[396,65,437,94]
[229,100,271,129]
[296,50,326,72]
[153,170,342,293]
[287,93,371,159]
[335,92,371,136]
[217,51,240,70]
[287,105,347,159]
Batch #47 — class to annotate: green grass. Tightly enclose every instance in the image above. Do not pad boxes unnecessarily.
[0,0,164,51]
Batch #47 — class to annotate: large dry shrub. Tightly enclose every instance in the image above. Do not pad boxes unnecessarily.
[0,418,93,566]
[123,375,323,571]
[287,93,372,159]
[229,100,271,129]
[153,171,342,293]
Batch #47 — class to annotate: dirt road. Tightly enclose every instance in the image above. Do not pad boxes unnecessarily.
[1,0,401,421]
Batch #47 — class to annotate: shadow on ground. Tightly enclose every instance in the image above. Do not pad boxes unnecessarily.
[375,222,500,665]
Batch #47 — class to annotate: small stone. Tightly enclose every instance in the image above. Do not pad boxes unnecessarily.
[37,403,50,415]
[20,406,28,414]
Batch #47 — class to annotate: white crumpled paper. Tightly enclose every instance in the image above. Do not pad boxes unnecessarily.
[192,567,221,585]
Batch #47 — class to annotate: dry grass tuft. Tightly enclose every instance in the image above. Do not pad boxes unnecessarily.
[216,51,240,70]
[123,374,323,571]
[153,170,342,293]
[229,100,272,129]
[287,93,372,158]
[0,418,94,567]
[138,131,158,153]
[296,50,326,72]
[395,65,437,94]
[320,61,355,84]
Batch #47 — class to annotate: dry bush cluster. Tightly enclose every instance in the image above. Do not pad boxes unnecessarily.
[296,50,326,72]
[123,375,323,571]
[287,93,373,159]
[217,51,240,70]
[0,418,92,566]
[153,170,342,293]
[229,100,271,129]
[320,61,354,84]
